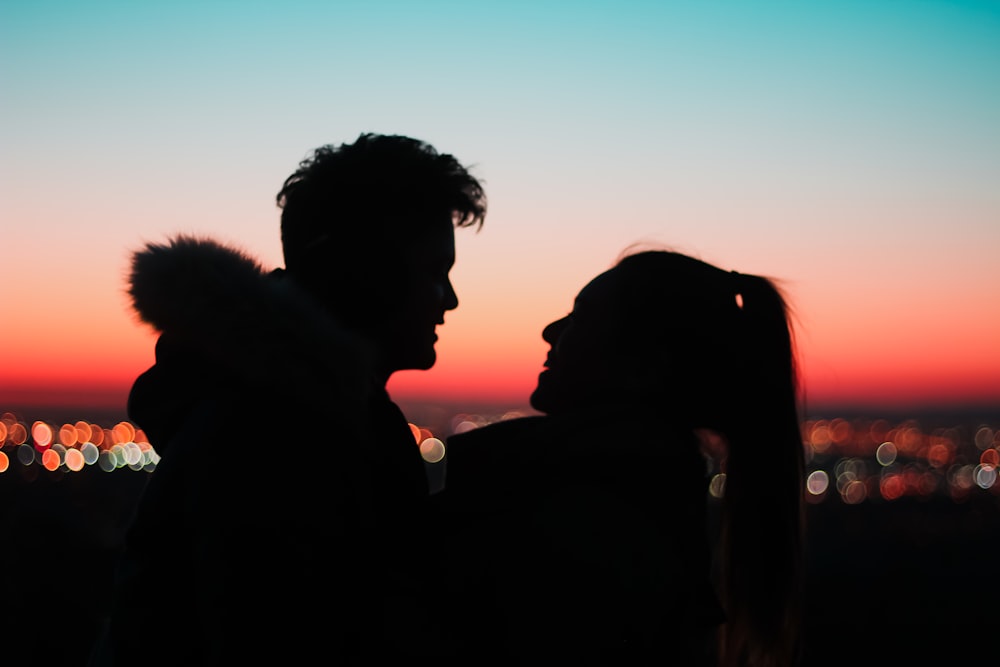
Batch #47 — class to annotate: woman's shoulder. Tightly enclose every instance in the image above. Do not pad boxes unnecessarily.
[442,416,549,497]
[447,414,549,447]
[446,410,699,468]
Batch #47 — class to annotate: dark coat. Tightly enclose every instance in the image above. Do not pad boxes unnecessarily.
[91,237,431,666]
[434,411,725,666]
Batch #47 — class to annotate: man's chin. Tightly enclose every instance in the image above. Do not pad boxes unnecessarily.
[407,350,438,372]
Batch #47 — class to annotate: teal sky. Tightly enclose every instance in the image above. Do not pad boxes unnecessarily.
[2,1,999,410]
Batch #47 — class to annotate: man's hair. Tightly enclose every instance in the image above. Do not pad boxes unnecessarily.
[276,133,486,272]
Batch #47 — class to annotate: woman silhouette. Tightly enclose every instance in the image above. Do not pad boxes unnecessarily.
[437,249,805,666]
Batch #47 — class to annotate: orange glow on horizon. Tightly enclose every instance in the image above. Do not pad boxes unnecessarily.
[3,361,998,414]
[3,323,998,412]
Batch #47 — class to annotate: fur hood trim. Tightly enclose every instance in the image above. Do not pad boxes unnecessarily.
[127,235,373,399]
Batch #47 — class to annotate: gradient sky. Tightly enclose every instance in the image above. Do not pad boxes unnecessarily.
[2,0,998,416]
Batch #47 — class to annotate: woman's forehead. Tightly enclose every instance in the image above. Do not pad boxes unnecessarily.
[574,269,620,308]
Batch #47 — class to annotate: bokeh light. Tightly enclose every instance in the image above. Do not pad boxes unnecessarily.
[51,443,67,466]
[927,443,952,469]
[975,465,996,490]
[81,442,100,466]
[809,420,832,454]
[41,448,60,471]
[123,443,142,467]
[110,445,126,469]
[59,423,78,447]
[875,442,897,466]
[32,421,53,449]
[17,444,35,466]
[65,447,85,472]
[9,422,28,445]
[452,419,480,434]
[949,464,975,491]
[0,413,163,475]
[709,473,726,499]
[807,470,829,496]
[842,479,867,504]
[974,427,994,450]
[420,438,446,464]
[0,407,995,512]
[98,450,116,473]
[112,422,135,446]
[75,420,93,444]
[880,473,905,500]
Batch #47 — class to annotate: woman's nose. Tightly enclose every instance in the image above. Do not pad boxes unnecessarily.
[542,316,569,344]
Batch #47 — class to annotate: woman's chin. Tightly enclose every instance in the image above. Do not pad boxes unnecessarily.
[529,376,559,415]
[528,385,548,414]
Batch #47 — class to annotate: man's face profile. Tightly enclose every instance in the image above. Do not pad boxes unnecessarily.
[360,219,459,377]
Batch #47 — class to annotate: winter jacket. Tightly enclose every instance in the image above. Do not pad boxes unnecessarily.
[92,236,431,666]
[434,411,725,666]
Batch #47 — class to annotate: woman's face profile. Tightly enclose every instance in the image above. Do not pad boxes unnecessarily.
[530,268,634,414]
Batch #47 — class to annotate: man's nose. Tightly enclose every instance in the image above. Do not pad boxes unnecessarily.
[443,279,459,312]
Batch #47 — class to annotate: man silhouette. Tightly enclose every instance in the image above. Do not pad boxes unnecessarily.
[93,133,486,666]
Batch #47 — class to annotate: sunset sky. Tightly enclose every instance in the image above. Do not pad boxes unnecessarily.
[2,1,998,418]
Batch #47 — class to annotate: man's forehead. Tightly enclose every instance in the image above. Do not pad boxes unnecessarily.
[406,224,456,257]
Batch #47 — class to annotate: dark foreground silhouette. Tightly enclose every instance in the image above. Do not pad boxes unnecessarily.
[435,250,805,666]
[88,133,487,666]
[2,412,998,666]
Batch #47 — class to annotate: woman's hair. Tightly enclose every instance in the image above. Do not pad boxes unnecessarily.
[611,249,805,667]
